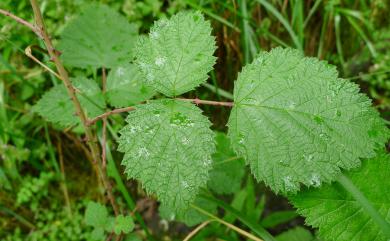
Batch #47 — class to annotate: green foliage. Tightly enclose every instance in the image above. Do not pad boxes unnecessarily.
[290,151,390,241]
[227,47,389,194]
[275,227,314,241]
[118,99,215,213]
[33,77,105,127]
[16,172,54,206]
[113,215,134,235]
[58,3,138,69]
[208,132,245,194]
[135,11,217,97]
[105,64,155,108]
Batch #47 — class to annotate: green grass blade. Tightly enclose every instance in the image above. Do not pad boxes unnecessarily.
[345,16,377,58]
[303,0,322,28]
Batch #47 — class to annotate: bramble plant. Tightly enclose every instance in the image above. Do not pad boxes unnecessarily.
[1,1,390,241]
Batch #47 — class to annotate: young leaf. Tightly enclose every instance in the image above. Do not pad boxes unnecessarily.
[208,132,246,194]
[33,77,105,127]
[159,195,217,226]
[105,64,155,108]
[118,99,215,212]
[58,4,138,69]
[276,227,314,241]
[135,11,216,97]
[114,215,134,235]
[227,47,389,194]
[84,201,108,228]
[289,152,390,241]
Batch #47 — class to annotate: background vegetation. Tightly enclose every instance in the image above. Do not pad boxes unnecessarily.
[1,0,389,240]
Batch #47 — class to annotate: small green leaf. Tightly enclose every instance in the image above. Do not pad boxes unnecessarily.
[114,215,134,234]
[276,227,314,241]
[118,99,215,212]
[90,227,105,241]
[208,132,246,194]
[33,77,105,127]
[159,195,217,226]
[105,64,155,108]
[58,4,138,69]
[228,47,389,194]
[290,151,390,241]
[260,210,298,228]
[135,11,217,96]
[85,201,108,228]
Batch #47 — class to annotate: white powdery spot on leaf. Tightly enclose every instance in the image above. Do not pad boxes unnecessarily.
[155,56,167,67]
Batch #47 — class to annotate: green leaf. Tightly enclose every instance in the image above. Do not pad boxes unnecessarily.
[159,195,217,226]
[33,77,105,127]
[289,152,390,241]
[276,227,314,241]
[90,227,105,241]
[261,210,299,228]
[118,99,215,212]
[105,64,155,108]
[58,4,138,69]
[135,11,217,97]
[85,201,108,228]
[114,215,134,235]
[227,47,389,194]
[208,132,245,194]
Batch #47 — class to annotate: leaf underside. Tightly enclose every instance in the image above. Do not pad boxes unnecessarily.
[33,77,105,127]
[135,11,217,97]
[58,4,138,69]
[118,99,215,212]
[290,152,390,241]
[228,47,389,194]
[105,64,155,108]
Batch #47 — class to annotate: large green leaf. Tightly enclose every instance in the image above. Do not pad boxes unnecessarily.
[118,99,215,212]
[58,4,138,69]
[208,132,246,194]
[135,11,216,97]
[227,47,388,194]
[290,152,390,241]
[105,64,155,108]
[33,77,105,127]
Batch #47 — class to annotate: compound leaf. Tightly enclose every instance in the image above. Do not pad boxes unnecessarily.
[208,132,246,194]
[135,11,216,97]
[105,64,155,108]
[289,151,390,241]
[58,4,138,69]
[118,99,215,212]
[33,77,105,127]
[228,47,389,194]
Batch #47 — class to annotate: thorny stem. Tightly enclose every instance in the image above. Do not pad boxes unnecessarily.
[0,8,42,38]
[87,98,234,125]
[29,0,118,215]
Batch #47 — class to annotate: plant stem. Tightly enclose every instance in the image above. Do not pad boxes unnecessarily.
[337,174,390,238]
[87,106,136,125]
[176,98,234,107]
[29,0,118,215]
[183,220,213,241]
[191,204,264,241]
[0,8,42,37]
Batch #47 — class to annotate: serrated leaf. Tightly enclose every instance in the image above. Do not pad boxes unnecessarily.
[159,195,217,226]
[114,215,134,234]
[289,152,390,241]
[105,64,155,108]
[135,11,216,97]
[85,201,108,228]
[33,77,105,127]
[276,227,314,241]
[208,132,245,194]
[58,4,138,69]
[118,99,215,212]
[227,47,389,194]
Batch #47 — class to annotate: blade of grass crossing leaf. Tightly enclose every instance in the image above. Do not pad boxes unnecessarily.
[303,0,322,28]
[346,16,377,58]
[334,13,345,71]
[202,83,234,100]
[201,194,277,241]
[337,174,390,238]
[256,0,302,51]
[184,0,240,32]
